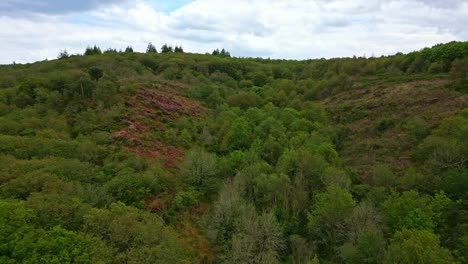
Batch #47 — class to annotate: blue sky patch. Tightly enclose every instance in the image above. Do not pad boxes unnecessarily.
[148,0,193,12]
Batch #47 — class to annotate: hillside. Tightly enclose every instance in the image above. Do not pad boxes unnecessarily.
[323,79,467,179]
[0,41,467,263]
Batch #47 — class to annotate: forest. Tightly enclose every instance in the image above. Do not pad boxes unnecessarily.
[0,41,467,263]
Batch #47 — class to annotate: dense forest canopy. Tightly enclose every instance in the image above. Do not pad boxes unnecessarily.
[0,41,467,263]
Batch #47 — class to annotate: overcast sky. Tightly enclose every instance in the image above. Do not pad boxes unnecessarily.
[1,0,467,64]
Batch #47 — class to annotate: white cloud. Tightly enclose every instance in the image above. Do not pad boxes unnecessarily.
[0,0,467,64]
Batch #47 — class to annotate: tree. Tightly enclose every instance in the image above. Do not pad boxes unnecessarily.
[180,147,219,196]
[125,46,134,53]
[383,229,457,264]
[227,212,285,264]
[84,45,102,56]
[220,48,231,57]
[82,202,190,263]
[0,200,111,263]
[207,180,284,264]
[372,164,395,188]
[104,169,165,207]
[253,173,291,210]
[382,190,452,233]
[450,58,468,91]
[228,91,258,110]
[88,66,104,81]
[174,46,184,53]
[308,186,356,258]
[146,42,157,53]
[340,229,385,264]
[57,49,69,59]
[104,48,117,53]
[224,118,252,151]
[321,167,351,189]
[161,44,173,53]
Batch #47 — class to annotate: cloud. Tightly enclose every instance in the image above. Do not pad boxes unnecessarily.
[0,0,130,15]
[417,0,462,8]
[0,0,467,64]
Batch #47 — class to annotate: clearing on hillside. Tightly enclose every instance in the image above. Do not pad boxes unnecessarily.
[323,79,467,180]
[113,81,206,167]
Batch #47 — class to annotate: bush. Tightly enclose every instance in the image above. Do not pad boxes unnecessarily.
[88,66,104,81]
[375,118,395,132]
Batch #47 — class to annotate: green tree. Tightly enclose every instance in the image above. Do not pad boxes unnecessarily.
[84,45,102,56]
[161,44,173,53]
[83,202,190,263]
[0,200,110,263]
[321,167,351,189]
[57,49,69,59]
[450,58,468,91]
[174,46,184,53]
[224,118,252,151]
[382,190,453,233]
[124,46,134,52]
[220,48,231,57]
[383,229,457,264]
[253,173,291,210]
[308,186,356,258]
[146,42,157,53]
[104,169,165,206]
[88,66,103,81]
[227,212,285,264]
[340,229,385,264]
[180,147,219,196]
[372,164,395,188]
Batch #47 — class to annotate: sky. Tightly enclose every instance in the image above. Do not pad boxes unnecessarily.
[1,0,467,64]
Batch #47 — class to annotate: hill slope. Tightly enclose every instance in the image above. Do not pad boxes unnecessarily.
[323,79,467,179]
[0,41,467,263]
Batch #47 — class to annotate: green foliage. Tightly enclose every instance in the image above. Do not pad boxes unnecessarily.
[420,41,468,63]
[253,173,290,209]
[0,200,110,263]
[340,229,385,264]
[413,110,468,173]
[57,49,69,59]
[450,58,468,91]
[104,168,165,206]
[83,202,191,263]
[382,190,453,233]
[87,66,104,81]
[212,48,231,57]
[383,229,457,264]
[174,46,184,53]
[171,189,201,211]
[84,45,102,56]
[0,41,467,262]
[0,135,108,163]
[228,91,258,109]
[146,42,157,53]
[308,186,356,258]
[180,147,219,196]
[224,117,252,151]
[372,164,395,188]
[161,44,173,53]
[375,117,395,132]
[206,181,284,263]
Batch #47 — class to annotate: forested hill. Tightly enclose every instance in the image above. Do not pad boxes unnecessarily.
[0,41,467,263]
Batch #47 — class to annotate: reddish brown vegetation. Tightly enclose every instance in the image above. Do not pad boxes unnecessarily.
[113,81,206,167]
[177,204,214,262]
[323,79,467,179]
[144,195,167,212]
